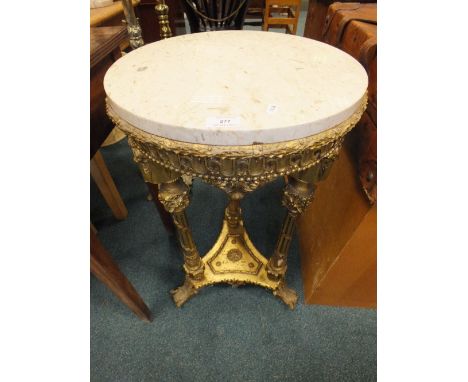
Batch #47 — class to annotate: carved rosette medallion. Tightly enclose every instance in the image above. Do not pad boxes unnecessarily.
[227,249,242,262]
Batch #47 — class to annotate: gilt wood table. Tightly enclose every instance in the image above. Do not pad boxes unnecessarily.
[104,31,368,309]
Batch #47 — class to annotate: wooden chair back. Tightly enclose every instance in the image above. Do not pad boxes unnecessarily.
[180,0,250,32]
[263,0,301,35]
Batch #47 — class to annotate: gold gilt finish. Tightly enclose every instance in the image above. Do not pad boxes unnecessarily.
[106,95,367,308]
[155,1,173,40]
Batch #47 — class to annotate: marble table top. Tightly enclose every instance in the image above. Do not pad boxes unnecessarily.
[104,31,368,146]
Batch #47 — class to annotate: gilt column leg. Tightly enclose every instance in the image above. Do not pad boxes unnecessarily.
[158,178,205,307]
[267,157,336,309]
[126,136,177,233]
[225,191,244,235]
[267,177,315,309]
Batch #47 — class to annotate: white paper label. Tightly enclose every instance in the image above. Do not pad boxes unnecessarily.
[267,104,279,114]
[206,117,240,128]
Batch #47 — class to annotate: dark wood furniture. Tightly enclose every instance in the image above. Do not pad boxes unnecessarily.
[180,0,249,32]
[244,0,265,27]
[91,26,174,231]
[91,26,128,158]
[91,151,128,220]
[91,26,129,220]
[298,2,377,308]
[322,2,377,203]
[297,142,376,308]
[91,27,152,321]
[91,227,152,321]
[303,0,376,41]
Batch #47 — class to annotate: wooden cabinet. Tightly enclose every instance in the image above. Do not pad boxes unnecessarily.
[297,139,376,308]
[299,1,377,308]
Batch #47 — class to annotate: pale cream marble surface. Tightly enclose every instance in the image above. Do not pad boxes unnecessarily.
[104,31,368,146]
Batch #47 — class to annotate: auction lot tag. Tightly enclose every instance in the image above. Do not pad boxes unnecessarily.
[206,116,240,128]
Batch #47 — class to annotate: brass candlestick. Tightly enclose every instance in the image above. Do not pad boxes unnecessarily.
[155,0,173,39]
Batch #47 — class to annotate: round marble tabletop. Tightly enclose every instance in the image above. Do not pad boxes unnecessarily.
[104,31,368,146]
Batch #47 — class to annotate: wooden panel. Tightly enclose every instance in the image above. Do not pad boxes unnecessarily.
[297,139,375,306]
[90,26,127,68]
[308,204,376,307]
[303,0,334,40]
[299,3,377,307]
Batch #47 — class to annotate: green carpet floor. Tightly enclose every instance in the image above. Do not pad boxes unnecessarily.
[91,139,377,382]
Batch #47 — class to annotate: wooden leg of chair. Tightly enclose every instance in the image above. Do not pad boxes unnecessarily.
[293,5,300,35]
[90,227,152,322]
[262,4,269,31]
[91,150,128,220]
[146,182,176,234]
